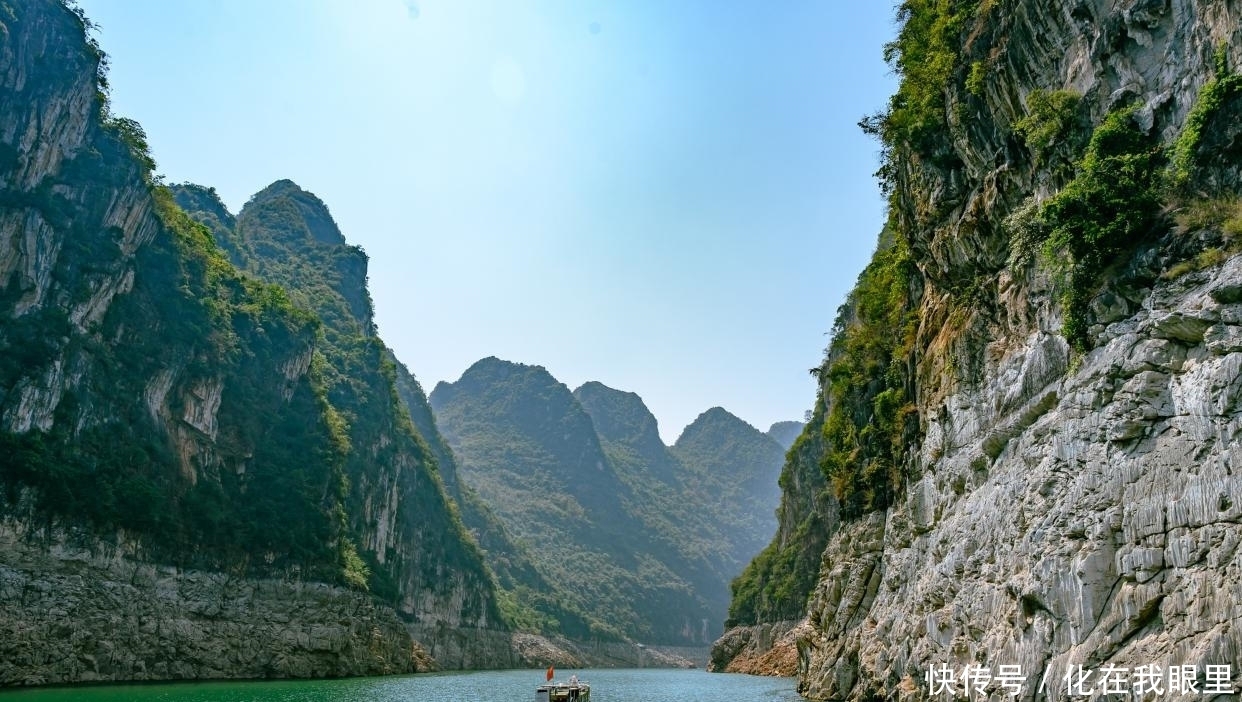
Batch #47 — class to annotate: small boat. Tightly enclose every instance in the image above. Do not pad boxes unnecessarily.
[536,680,591,701]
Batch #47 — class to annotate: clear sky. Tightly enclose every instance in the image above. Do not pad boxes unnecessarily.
[78,0,898,443]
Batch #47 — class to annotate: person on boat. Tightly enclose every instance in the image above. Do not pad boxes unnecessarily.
[569,674,580,700]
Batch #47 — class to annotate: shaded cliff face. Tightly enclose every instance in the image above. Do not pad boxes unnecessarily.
[170,181,503,635]
[432,358,727,645]
[0,0,440,684]
[0,0,354,580]
[720,0,1242,698]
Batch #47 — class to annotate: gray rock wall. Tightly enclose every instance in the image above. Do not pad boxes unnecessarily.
[0,516,432,686]
[793,1,1242,700]
[801,257,1242,701]
[709,620,803,675]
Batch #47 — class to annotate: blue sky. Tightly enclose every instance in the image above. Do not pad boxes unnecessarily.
[79,0,898,442]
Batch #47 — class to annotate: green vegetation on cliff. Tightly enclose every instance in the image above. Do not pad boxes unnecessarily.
[726,404,832,627]
[0,1,357,582]
[1013,89,1083,163]
[725,230,916,626]
[1,0,501,630]
[1040,107,1163,350]
[172,181,501,624]
[819,234,918,517]
[725,0,1242,645]
[876,0,969,151]
[863,0,996,177]
[0,187,352,574]
[725,2,967,628]
[1171,46,1242,189]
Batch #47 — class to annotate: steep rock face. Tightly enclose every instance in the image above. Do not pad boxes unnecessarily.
[0,0,393,683]
[0,518,432,685]
[1,1,155,435]
[801,258,1242,700]
[731,0,1242,699]
[172,182,507,660]
[0,0,352,577]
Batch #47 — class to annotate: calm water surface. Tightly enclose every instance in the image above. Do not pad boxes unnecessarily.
[1,669,801,702]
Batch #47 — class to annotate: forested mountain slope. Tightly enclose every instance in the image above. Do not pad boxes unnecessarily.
[574,383,786,637]
[431,359,785,646]
[766,421,804,450]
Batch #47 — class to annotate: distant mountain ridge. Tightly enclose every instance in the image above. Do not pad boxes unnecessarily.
[431,357,786,645]
[671,407,787,568]
[766,420,804,450]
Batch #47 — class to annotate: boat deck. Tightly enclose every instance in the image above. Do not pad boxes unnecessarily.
[536,682,591,701]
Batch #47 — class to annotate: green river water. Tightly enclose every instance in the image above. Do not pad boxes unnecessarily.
[0,669,801,702]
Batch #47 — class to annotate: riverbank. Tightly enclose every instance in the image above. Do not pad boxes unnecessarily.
[708,620,804,676]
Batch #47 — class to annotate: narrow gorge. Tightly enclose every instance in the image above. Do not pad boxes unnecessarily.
[7,0,1242,697]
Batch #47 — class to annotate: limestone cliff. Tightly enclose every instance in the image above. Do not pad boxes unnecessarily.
[173,181,507,655]
[718,1,1242,699]
[1,2,349,575]
[0,0,507,683]
[0,519,435,685]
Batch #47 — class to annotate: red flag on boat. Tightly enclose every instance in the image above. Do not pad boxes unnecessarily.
[546,666,554,681]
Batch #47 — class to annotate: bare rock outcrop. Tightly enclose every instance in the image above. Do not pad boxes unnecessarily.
[0,517,434,685]
[710,620,805,676]
[800,254,1242,701]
